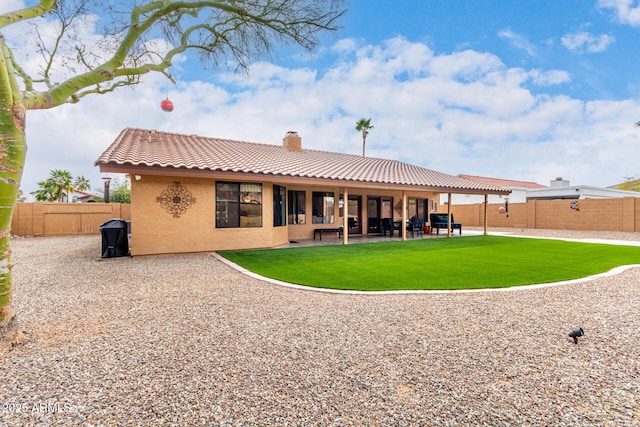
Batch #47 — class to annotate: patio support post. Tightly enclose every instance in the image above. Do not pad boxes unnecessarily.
[402,191,407,241]
[343,187,349,245]
[483,194,488,235]
[447,193,452,237]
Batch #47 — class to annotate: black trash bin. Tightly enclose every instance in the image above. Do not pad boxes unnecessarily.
[100,218,129,258]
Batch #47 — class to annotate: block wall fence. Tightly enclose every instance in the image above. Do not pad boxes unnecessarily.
[9,198,640,237]
[448,197,640,232]
[11,203,131,237]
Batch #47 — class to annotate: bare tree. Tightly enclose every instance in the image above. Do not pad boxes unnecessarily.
[0,0,345,349]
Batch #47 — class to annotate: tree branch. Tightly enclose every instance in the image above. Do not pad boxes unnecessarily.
[0,0,57,30]
[12,0,345,110]
[0,38,22,105]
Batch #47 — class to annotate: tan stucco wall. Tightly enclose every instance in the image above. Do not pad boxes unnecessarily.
[131,176,289,256]
[130,176,440,255]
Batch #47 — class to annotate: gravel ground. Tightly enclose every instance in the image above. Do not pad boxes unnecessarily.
[2,231,640,426]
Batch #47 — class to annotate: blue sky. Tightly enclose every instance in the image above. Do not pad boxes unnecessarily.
[297,0,639,101]
[3,1,640,196]
[340,0,639,100]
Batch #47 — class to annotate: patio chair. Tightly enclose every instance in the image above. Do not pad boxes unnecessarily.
[381,218,400,237]
[348,217,358,229]
[407,217,424,238]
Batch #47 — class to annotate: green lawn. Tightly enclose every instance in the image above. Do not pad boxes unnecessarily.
[218,236,640,291]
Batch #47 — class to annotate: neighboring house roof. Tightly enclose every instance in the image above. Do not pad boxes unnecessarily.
[74,190,99,202]
[525,177,640,200]
[457,174,546,189]
[95,128,510,194]
[28,189,99,202]
[527,185,640,200]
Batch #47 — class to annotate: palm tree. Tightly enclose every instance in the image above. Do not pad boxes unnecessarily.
[355,118,374,157]
[34,180,57,202]
[48,169,73,202]
[34,171,91,202]
[73,175,91,192]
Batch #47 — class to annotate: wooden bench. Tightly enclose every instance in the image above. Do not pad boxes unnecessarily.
[314,227,343,240]
[429,213,462,235]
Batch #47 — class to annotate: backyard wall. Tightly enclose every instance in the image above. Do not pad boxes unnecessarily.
[11,202,131,237]
[11,197,640,238]
[448,197,640,232]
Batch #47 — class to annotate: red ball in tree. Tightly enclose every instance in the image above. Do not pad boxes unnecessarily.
[160,98,174,112]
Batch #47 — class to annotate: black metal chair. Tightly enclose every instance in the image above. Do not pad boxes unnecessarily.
[407,217,424,238]
[348,217,358,230]
[381,218,400,237]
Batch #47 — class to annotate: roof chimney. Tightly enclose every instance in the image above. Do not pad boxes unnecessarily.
[550,177,570,187]
[283,131,302,152]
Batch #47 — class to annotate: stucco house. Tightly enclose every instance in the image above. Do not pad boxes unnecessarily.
[95,128,509,256]
[440,174,546,206]
[72,190,101,203]
[527,177,640,200]
[441,175,640,207]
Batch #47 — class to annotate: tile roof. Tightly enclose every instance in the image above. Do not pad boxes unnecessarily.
[458,174,547,189]
[95,128,510,194]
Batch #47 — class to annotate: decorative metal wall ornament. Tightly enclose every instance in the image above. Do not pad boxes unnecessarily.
[156,181,196,218]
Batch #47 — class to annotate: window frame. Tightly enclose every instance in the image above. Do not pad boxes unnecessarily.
[312,191,335,224]
[273,185,286,227]
[287,190,306,225]
[216,182,263,228]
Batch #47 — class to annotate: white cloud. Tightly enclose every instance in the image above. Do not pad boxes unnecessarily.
[497,28,538,57]
[598,0,640,26]
[7,29,639,196]
[6,12,120,89]
[331,38,359,54]
[382,37,434,76]
[561,31,615,53]
[529,69,571,86]
[0,0,25,14]
[429,50,504,81]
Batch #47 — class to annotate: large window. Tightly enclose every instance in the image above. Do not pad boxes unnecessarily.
[312,192,335,224]
[288,190,306,224]
[273,185,286,227]
[216,182,262,228]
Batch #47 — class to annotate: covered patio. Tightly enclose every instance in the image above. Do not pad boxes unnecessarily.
[327,188,497,246]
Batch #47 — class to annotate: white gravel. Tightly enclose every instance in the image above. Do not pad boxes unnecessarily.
[2,232,639,426]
